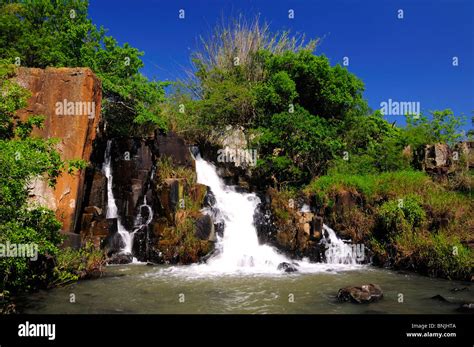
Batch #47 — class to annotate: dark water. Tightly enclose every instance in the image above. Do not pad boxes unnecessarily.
[18,264,472,314]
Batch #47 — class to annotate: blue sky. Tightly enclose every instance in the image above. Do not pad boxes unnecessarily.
[89,0,474,130]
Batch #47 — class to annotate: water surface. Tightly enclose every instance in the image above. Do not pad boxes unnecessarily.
[19,264,472,314]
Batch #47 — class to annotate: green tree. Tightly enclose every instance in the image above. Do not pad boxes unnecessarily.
[0,63,62,294]
[0,0,167,136]
[403,109,465,147]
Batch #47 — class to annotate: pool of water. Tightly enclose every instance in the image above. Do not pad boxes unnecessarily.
[18,264,473,314]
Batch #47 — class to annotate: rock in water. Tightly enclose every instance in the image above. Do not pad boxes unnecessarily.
[277,262,299,273]
[450,287,469,292]
[430,294,450,302]
[456,303,474,313]
[337,284,383,303]
[107,253,133,265]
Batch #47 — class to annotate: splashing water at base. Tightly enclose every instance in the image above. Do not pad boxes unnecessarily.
[155,155,364,278]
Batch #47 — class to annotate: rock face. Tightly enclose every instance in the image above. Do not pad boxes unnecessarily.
[337,284,383,304]
[255,188,325,261]
[79,131,215,264]
[415,142,473,175]
[15,67,102,234]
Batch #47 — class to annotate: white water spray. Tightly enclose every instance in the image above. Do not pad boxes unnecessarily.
[186,155,363,275]
[195,156,289,273]
[321,225,360,265]
[103,140,133,254]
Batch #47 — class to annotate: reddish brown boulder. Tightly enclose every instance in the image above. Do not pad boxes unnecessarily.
[15,67,102,233]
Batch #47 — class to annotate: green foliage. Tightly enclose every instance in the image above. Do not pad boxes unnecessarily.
[309,170,473,280]
[166,19,376,186]
[0,61,102,297]
[156,156,197,185]
[393,231,472,280]
[253,106,341,186]
[261,49,367,121]
[0,207,62,292]
[306,170,431,204]
[53,243,104,286]
[378,196,425,234]
[403,109,466,147]
[333,111,410,174]
[0,0,167,136]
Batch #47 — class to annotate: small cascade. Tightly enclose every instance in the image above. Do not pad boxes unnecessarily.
[134,195,153,230]
[103,140,133,255]
[320,224,361,265]
[133,165,155,231]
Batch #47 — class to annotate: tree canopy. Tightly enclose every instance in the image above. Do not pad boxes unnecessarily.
[0,0,167,136]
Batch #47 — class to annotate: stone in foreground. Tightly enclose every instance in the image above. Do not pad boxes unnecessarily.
[277,262,299,273]
[337,284,383,304]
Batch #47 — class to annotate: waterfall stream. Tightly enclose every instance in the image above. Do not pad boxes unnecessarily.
[154,154,364,277]
[103,142,363,272]
[103,140,134,255]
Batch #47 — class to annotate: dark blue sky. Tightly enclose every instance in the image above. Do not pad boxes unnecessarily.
[89,0,474,130]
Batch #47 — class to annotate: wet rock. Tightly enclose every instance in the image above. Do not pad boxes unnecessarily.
[430,294,450,302]
[84,205,103,216]
[60,232,81,250]
[107,253,133,265]
[312,216,323,240]
[450,287,469,292]
[159,178,185,222]
[214,221,225,238]
[84,171,107,211]
[102,229,124,256]
[204,189,216,207]
[154,131,194,168]
[199,248,220,263]
[337,284,383,304]
[277,262,299,273]
[456,303,474,313]
[195,214,216,241]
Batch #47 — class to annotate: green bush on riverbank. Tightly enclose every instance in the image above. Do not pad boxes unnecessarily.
[305,171,473,280]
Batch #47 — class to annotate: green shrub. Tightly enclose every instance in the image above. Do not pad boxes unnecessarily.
[53,243,105,286]
[394,231,473,280]
[378,195,425,234]
[306,170,432,203]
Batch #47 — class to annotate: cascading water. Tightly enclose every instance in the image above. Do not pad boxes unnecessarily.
[195,155,289,273]
[166,154,365,276]
[103,140,133,255]
[321,225,361,265]
[133,195,153,235]
[134,165,155,231]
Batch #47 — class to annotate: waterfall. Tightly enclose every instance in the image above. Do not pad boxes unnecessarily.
[134,195,153,230]
[103,140,133,255]
[195,155,288,272]
[134,165,155,230]
[321,225,361,265]
[191,155,363,275]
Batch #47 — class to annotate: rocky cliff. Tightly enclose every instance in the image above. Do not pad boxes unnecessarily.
[15,67,102,240]
[79,132,215,264]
